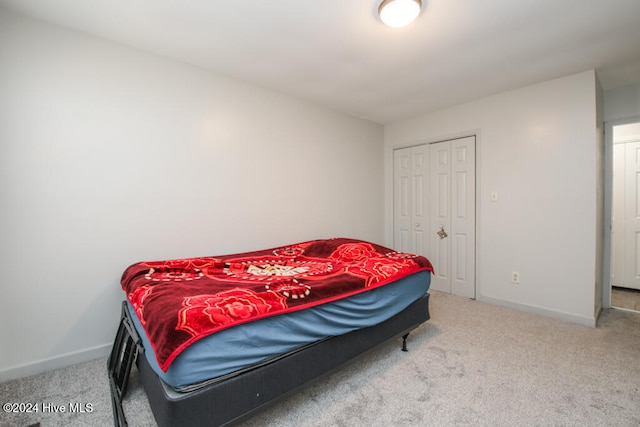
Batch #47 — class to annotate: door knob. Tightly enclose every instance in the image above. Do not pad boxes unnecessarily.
[437,225,448,240]
[415,223,420,228]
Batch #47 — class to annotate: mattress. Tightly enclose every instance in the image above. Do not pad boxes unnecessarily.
[129,270,430,391]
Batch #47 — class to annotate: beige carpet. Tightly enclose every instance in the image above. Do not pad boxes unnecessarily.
[2,291,639,426]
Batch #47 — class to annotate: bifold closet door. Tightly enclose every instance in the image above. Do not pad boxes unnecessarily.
[393,137,475,298]
[429,137,476,298]
[393,145,428,257]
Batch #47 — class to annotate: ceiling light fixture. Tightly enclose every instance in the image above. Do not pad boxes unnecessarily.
[378,0,422,28]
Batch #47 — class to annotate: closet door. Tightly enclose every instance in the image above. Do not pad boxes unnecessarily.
[393,138,475,298]
[429,137,476,298]
[393,145,428,256]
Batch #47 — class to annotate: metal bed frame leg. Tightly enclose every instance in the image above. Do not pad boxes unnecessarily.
[401,333,409,352]
[107,302,141,427]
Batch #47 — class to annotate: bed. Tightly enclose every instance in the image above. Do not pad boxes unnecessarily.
[107,238,433,426]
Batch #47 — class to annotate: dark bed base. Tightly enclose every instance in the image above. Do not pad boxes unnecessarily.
[108,293,430,427]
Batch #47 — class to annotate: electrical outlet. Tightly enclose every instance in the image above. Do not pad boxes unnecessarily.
[511,271,520,284]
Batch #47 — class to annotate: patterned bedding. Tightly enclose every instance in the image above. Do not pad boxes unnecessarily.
[121,238,434,371]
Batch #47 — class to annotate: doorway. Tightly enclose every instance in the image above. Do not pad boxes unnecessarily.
[393,136,476,298]
[606,119,640,312]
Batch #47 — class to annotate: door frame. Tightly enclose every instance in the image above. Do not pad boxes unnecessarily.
[389,132,479,299]
[603,115,640,309]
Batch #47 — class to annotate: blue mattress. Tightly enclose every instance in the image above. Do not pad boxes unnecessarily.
[128,271,430,391]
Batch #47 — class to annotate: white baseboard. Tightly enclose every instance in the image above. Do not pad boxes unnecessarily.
[0,343,112,383]
[477,295,598,328]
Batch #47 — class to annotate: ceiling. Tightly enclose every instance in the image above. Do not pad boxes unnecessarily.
[2,0,640,124]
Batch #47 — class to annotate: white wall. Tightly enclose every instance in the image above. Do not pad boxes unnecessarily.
[384,71,600,325]
[0,10,384,380]
[603,83,640,122]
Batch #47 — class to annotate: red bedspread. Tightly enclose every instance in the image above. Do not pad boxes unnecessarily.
[121,238,433,371]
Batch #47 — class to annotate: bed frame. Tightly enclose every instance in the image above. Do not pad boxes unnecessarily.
[108,292,430,427]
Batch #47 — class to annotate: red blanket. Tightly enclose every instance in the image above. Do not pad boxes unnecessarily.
[121,238,433,371]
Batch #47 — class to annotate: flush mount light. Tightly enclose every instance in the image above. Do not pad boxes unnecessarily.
[378,0,422,28]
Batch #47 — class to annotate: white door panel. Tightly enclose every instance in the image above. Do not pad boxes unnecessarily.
[393,145,429,256]
[612,144,625,288]
[430,142,452,293]
[624,142,640,289]
[429,137,475,297]
[393,148,412,253]
[450,137,475,298]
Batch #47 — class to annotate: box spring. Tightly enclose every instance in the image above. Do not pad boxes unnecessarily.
[136,292,430,427]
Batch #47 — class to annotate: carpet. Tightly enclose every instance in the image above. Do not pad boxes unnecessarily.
[2,291,639,426]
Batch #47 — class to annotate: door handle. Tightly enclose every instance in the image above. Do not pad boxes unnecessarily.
[437,225,448,240]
